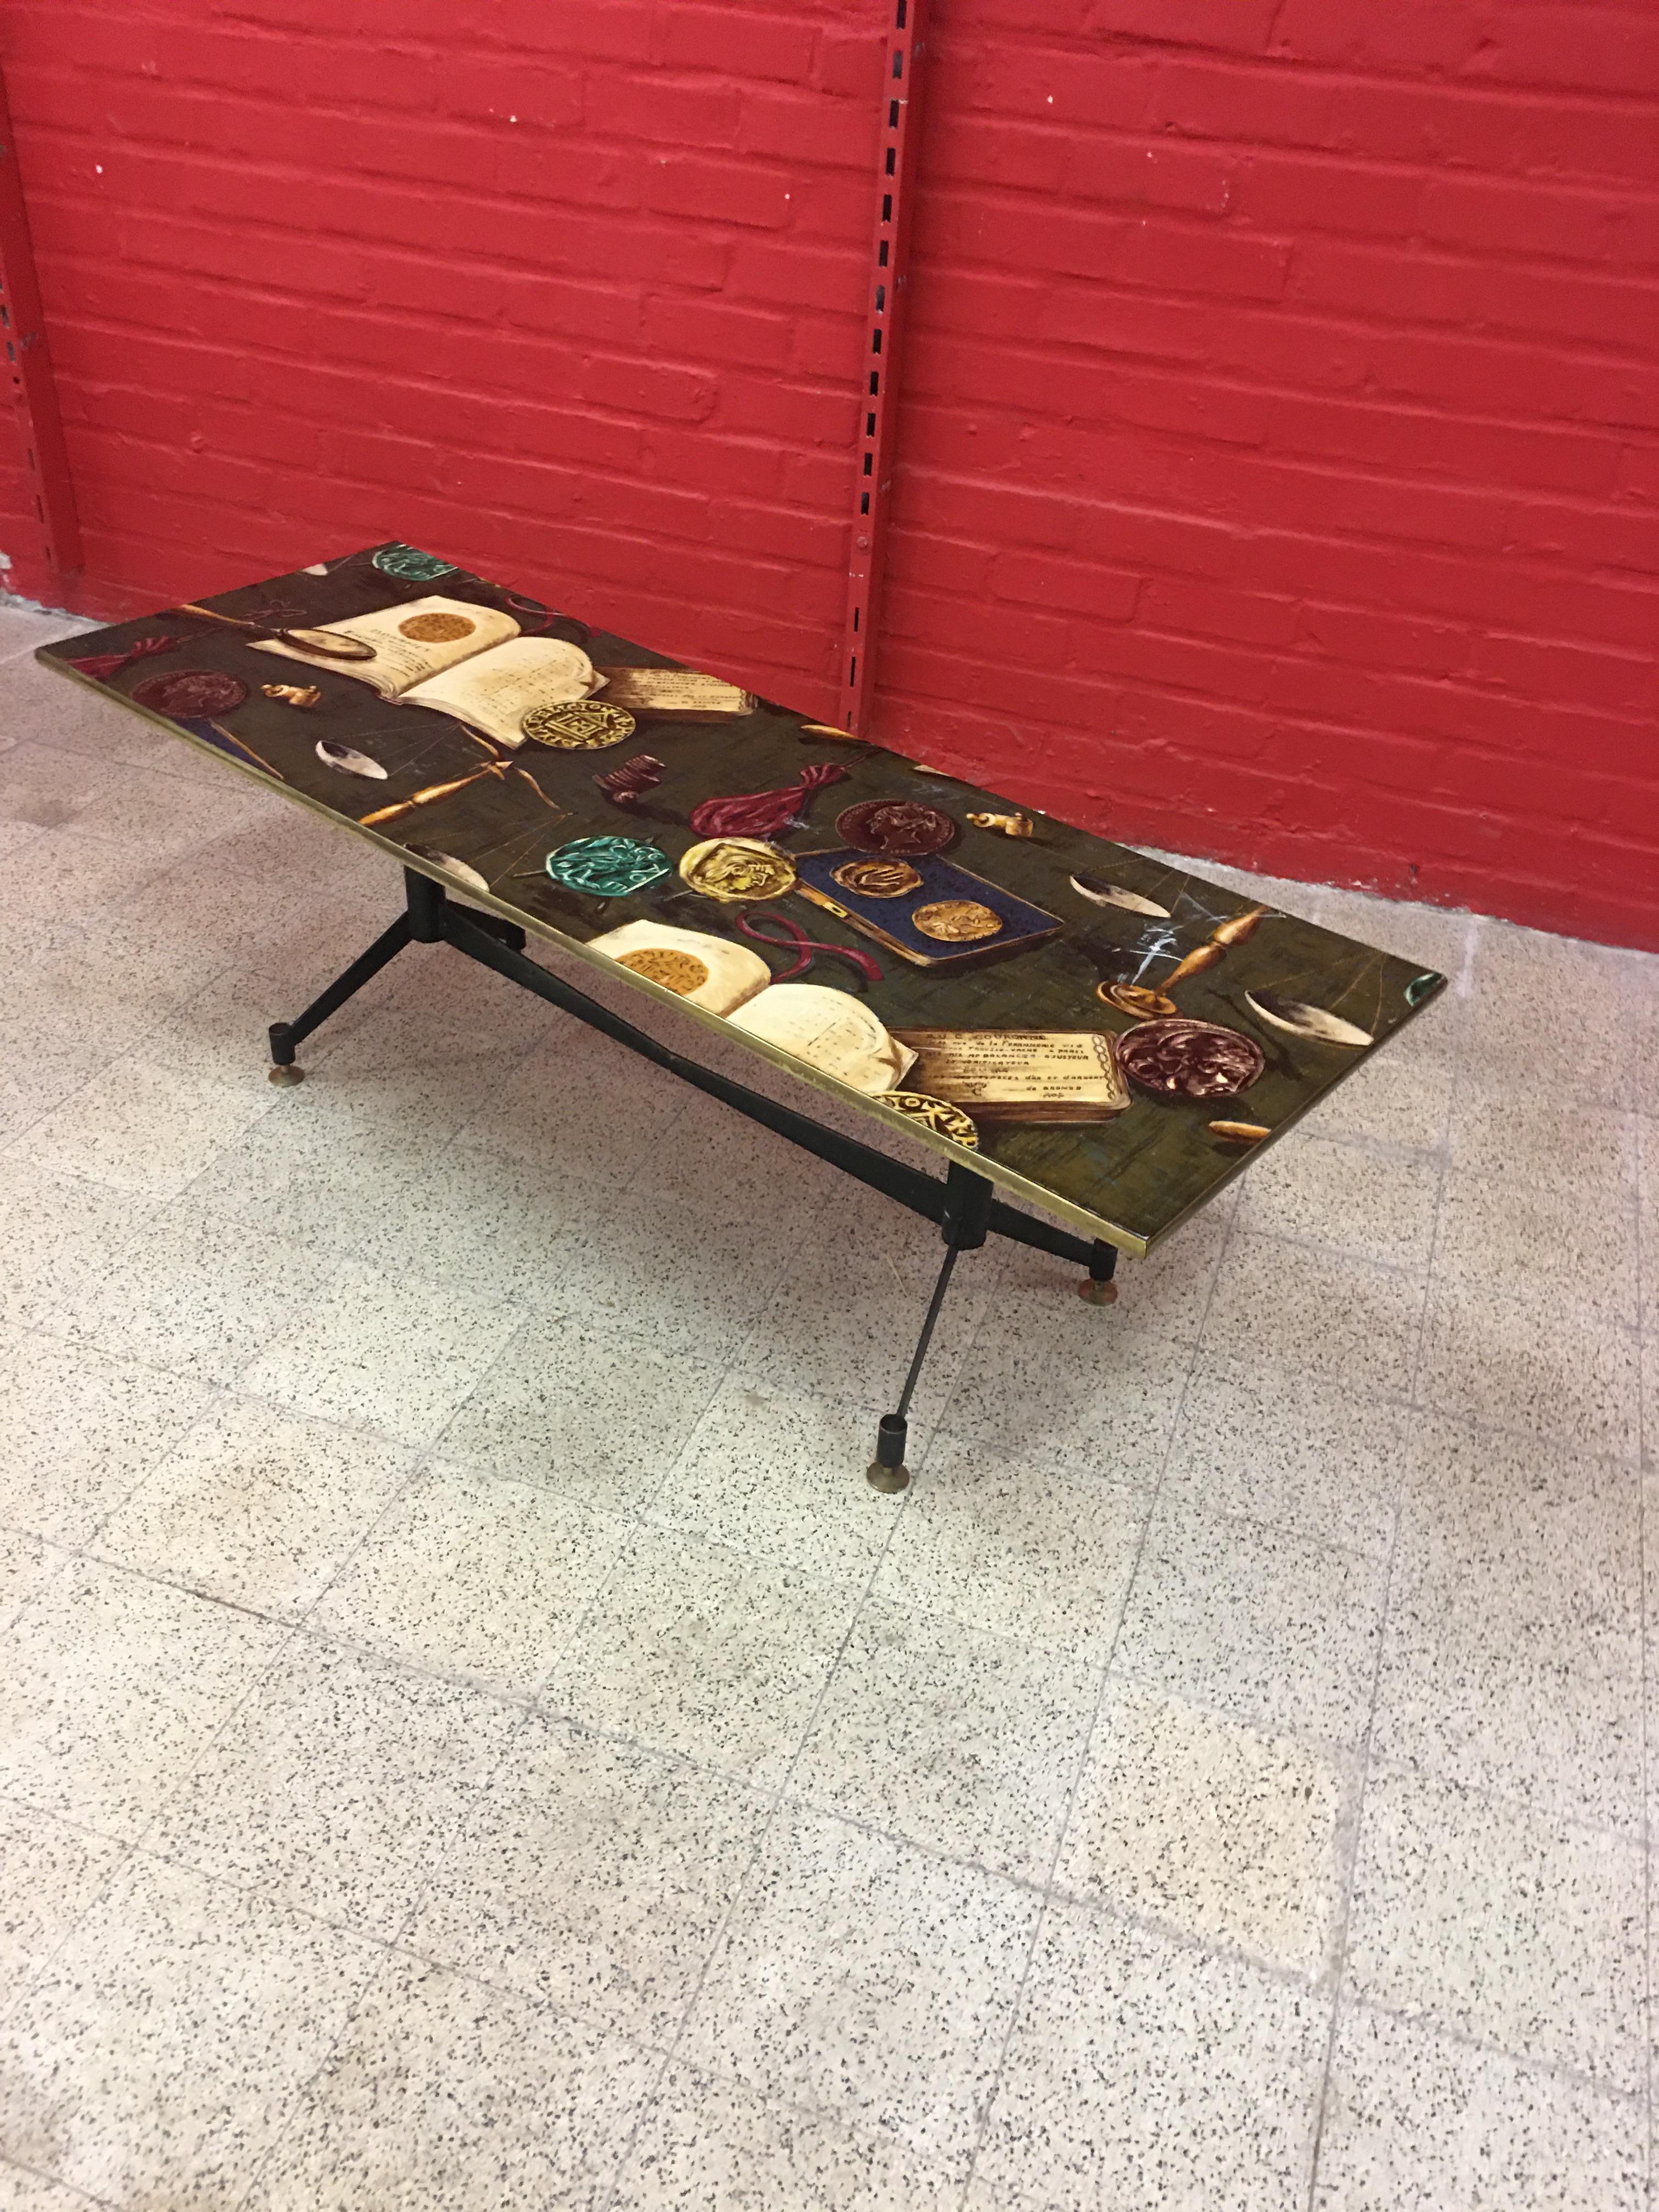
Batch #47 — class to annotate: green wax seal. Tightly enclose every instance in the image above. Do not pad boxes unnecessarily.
[372,544,458,582]
[545,836,670,898]
[1404,971,1443,1007]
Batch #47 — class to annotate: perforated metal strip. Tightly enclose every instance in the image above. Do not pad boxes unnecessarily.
[839,0,926,736]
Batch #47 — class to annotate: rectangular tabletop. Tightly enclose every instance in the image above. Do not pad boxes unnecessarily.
[40,544,1445,1255]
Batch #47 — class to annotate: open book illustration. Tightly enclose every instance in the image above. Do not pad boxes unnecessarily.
[586,920,916,1094]
[255,597,602,751]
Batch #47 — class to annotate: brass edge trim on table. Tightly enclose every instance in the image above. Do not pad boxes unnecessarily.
[46,654,1155,1257]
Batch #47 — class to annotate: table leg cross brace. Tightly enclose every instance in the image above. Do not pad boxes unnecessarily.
[264,867,1120,1484]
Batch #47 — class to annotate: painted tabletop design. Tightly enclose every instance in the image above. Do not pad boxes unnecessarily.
[40,543,1444,1254]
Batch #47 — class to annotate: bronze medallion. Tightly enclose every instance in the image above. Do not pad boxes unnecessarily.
[617,946,710,996]
[520,700,635,750]
[1118,1017,1265,1099]
[398,611,476,643]
[911,899,1004,943]
[832,857,923,899]
[882,1091,979,1148]
[836,799,956,856]
[131,669,250,716]
[1098,981,1178,1019]
[678,837,797,902]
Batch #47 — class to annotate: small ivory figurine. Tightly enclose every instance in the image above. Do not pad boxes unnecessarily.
[261,682,323,709]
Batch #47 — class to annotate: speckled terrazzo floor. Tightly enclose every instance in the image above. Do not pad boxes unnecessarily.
[0,596,1655,2212]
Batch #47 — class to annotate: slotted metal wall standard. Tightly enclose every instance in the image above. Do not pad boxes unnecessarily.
[839,0,926,737]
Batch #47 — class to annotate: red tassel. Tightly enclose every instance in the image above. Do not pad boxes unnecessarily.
[688,761,848,839]
[66,635,185,682]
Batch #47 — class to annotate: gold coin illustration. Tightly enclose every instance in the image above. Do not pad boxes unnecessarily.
[882,1091,979,1148]
[832,858,922,899]
[678,837,797,902]
[520,701,636,749]
[399,611,476,643]
[911,899,1004,943]
[617,947,710,996]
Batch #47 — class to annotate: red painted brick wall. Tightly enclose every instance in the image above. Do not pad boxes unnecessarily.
[1,4,1655,947]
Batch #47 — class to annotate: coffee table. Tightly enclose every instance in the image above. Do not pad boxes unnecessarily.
[42,545,1444,1487]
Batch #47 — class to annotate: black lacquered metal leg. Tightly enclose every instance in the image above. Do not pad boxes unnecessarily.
[460,910,526,952]
[264,911,414,1086]
[1078,1237,1120,1306]
[868,1164,995,1493]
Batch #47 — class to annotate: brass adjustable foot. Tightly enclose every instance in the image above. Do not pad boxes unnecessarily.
[267,1063,304,1087]
[1077,1277,1118,1305]
[867,1412,911,1492]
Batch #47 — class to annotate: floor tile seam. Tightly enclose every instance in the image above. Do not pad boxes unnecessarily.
[0,2153,122,2212]
[1130,1483,1397,1570]
[1412,1014,1504,1425]
[0,1825,144,2040]
[0,1056,193,1178]
[0,1532,330,1655]
[274,1612,553,1713]
[1415,1373,1645,1472]
[769,1786,1076,1906]
[1034,1859,1347,2007]
[840,1576,1126,1678]
[4,1348,435,1502]
[1302,1328,1412,2211]
[1219,1217,1436,1285]
[413,1290,727,1513]
[218,1851,681,2212]
[445,1700,785,1827]
[1357,1746,1652,1855]
[1099,1659,1375,1773]
[605,2046,978,2210]
[45,1412,433,1580]
[633,1395,930,2188]
[1331,1977,1652,2108]
[916,1414,1165,1503]
[957,1195,1243,2199]
[1422,1252,1645,1336]
[574,1462,894,1599]
[1634,1119,1654,2176]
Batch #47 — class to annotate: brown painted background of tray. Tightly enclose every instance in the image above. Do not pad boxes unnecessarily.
[38,544,1444,1255]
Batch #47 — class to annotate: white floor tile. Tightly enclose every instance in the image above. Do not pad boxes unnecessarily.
[647,1376,905,1584]
[308,1462,622,1695]
[246,1955,657,2212]
[0,1853,377,2208]
[146,1639,520,1939]
[0,1324,217,1545]
[1057,1684,1351,1982]
[792,1599,1097,1882]
[680,1803,1039,2176]
[613,2063,964,2211]
[0,1559,287,1838]
[93,1397,414,1620]
[1313,2000,1645,2211]
[873,1429,1147,1661]
[541,1526,861,1787]
[404,1716,769,2042]
[977,1898,1328,2212]
[1346,1767,1645,2095]
[1114,1498,1388,1748]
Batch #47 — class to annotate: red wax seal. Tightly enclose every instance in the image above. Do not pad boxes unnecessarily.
[1118,1017,1265,1099]
[835,799,956,856]
[131,669,251,716]
[688,761,848,839]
